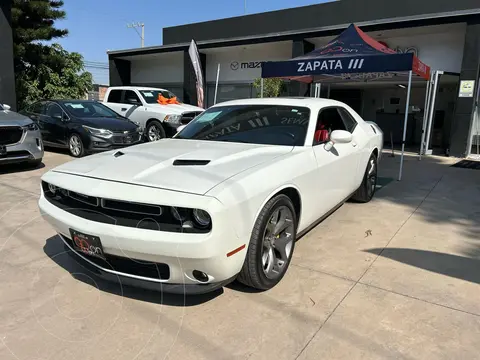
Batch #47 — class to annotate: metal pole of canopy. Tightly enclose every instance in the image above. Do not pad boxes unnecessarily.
[419,72,433,160]
[260,78,264,98]
[214,63,220,105]
[398,70,413,181]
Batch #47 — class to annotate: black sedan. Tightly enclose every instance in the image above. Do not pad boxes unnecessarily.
[19,100,143,157]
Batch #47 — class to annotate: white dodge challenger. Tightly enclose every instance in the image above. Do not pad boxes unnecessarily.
[39,97,383,294]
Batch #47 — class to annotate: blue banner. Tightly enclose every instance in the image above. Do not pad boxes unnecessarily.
[262,53,414,78]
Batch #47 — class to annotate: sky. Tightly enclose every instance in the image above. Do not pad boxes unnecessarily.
[56,0,329,83]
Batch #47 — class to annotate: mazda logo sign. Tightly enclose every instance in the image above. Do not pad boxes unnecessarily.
[230,61,239,70]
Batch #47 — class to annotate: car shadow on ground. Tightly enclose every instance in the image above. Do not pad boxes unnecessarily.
[44,145,70,154]
[364,248,480,285]
[43,235,223,306]
[0,161,45,174]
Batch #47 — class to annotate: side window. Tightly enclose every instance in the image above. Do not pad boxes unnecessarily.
[46,103,64,119]
[107,90,122,103]
[124,90,142,105]
[313,107,346,145]
[32,101,46,115]
[338,108,358,133]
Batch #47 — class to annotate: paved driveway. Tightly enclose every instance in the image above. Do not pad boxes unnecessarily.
[0,150,479,359]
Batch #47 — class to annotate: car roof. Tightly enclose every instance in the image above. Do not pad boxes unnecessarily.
[212,97,348,108]
[54,99,99,103]
[107,86,169,92]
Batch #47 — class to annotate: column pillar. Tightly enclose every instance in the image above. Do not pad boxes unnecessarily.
[0,0,16,110]
[289,40,314,97]
[109,58,131,86]
[449,23,480,157]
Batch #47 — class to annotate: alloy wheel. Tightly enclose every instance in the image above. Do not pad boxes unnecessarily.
[261,206,294,279]
[147,125,161,141]
[366,158,377,198]
[69,135,82,157]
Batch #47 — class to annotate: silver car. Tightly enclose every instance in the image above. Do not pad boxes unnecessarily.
[0,104,44,166]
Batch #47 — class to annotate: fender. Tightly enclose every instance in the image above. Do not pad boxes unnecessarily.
[252,183,303,232]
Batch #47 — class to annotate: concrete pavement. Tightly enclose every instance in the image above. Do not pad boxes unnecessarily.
[0,149,479,359]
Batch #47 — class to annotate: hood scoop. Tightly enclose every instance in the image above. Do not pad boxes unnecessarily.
[172,159,210,166]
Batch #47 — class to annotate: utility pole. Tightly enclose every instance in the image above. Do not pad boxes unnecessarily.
[244,0,247,14]
[127,22,145,48]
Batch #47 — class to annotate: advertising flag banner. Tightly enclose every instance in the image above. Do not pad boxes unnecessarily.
[188,40,205,108]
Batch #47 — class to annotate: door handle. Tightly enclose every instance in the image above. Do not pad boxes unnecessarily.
[121,108,127,111]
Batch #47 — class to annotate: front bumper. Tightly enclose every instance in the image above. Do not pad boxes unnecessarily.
[38,173,248,294]
[163,122,181,137]
[87,132,143,153]
[0,129,44,165]
[59,234,235,294]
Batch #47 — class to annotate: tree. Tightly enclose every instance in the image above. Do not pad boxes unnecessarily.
[12,0,93,109]
[253,78,286,98]
[17,44,94,106]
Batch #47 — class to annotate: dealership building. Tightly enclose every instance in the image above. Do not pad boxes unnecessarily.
[108,0,480,158]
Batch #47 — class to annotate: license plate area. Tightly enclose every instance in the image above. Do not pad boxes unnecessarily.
[69,229,106,260]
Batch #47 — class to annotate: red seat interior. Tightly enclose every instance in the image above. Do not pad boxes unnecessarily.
[314,130,329,143]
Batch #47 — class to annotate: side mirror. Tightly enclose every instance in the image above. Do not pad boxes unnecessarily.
[3,104,11,111]
[324,130,352,151]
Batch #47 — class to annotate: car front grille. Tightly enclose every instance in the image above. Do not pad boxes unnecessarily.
[0,126,24,145]
[111,131,142,145]
[181,111,202,125]
[62,235,170,280]
[1,150,32,159]
[41,181,211,234]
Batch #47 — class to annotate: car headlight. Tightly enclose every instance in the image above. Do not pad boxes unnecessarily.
[192,208,211,227]
[164,114,182,124]
[171,207,211,230]
[82,125,113,138]
[22,122,39,131]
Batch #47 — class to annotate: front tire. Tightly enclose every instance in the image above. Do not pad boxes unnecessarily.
[146,120,166,142]
[237,194,297,290]
[351,153,377,203]
[68,134,85,158]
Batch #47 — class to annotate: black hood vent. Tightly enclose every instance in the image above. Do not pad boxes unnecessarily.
[173,159,210,166]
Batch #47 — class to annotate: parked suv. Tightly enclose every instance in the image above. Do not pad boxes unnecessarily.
[102,86,204,142]
[0,103,44,167]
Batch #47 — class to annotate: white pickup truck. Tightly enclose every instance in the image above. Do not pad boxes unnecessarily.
[102,86,204,141]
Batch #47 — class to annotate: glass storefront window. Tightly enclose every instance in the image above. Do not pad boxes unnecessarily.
[206,83,256,107]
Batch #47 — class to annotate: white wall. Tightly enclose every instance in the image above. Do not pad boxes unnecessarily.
[205,41,292,83]
[308,24,467,74]
[380,30,466,73]
[130,52,184,84]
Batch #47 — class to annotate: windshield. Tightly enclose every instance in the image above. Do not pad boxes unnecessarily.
[139,89,180,104]
[63,101,121,118]
[176,104,310,146]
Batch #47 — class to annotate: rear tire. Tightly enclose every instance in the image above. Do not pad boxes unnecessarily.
[237,194,297,290]
[146,120,166,142]
[351,153,377,203]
